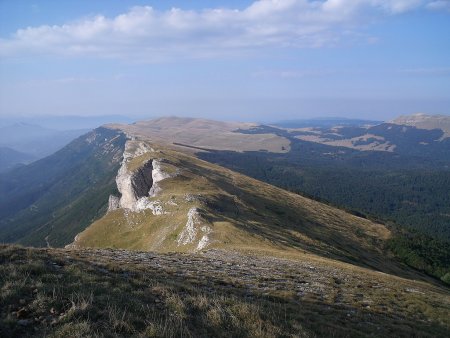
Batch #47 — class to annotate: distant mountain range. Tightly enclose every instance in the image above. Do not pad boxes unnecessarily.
[284,115,449,160]
[0,123,88,173]
[0,122,89,155]
[272,117,383,128]
[0,114,134,130]
[0,115,135,173]
[391,113,450,137]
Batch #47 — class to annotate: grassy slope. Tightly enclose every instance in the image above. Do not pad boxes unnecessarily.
[0,128,126,247]
[75,142,427,281]
[1,245,449,337]
[109,116,291,153]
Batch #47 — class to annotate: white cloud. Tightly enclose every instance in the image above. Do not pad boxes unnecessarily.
[427,0,450,11]
[0,0,447,61]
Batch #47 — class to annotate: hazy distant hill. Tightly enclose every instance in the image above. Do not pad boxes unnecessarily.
[0,114,134,130]
[273,117,383,128]
[109,116,290,153]
[392,113,450,137]
[287,114,450,159]
[0,122,88,158]
[0,147,35,173]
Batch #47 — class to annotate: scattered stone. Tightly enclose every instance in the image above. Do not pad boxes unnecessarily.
[17,319,30,326]
[16,308,28,319]
[52,246,434,332]
[107,195,120,212]
[405,288,423,294]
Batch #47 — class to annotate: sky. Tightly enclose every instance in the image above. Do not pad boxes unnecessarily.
[0,0,449,122]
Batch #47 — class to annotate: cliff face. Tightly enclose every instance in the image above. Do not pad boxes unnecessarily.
[132,160,154,198]
[116,159,153,210]
[149,160,171,197]
[74,139,215,252]
[112,140,172,212]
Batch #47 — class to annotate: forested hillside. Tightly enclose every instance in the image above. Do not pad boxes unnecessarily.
[198,125,450,282]
[0,128,126,247]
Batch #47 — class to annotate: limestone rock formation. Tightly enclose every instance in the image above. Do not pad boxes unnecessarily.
[114,140,173,211]
[107,195,120,212]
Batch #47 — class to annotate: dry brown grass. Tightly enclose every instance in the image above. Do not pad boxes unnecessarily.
[107,116,291,153]
[1,245,449,337]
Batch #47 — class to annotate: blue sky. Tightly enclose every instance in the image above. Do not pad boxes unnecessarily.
[0,0,449,122]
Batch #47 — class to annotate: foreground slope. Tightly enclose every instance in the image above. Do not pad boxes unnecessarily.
[1,245,449,337]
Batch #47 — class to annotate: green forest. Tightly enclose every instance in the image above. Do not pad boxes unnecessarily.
[199,129,450,283]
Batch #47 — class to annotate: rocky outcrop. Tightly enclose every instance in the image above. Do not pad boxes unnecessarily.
[197,227,212,251]
[177,208,201,246]
[134,199,166,215]
[149,160,171,197]
[116,159,153,210]
[108,195,120,212]
[115,140,173,211]
[177,208,212,251]
[131,160,154,200]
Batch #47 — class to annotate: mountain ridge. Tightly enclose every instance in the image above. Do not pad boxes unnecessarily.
[391,113,450,137]
[1,115,448,284]
[62,122,440,284]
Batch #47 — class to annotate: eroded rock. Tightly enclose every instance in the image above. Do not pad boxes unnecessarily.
[177,208,212,251]
[108,195,120,212]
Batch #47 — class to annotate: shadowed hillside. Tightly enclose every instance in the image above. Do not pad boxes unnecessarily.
[0,128,126,247]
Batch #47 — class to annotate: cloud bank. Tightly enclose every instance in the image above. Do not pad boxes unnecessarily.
[0,0,447,61]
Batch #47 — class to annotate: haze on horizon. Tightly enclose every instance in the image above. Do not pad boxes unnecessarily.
[1,0,450,122]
